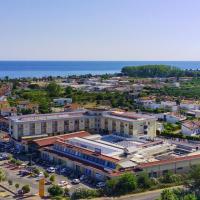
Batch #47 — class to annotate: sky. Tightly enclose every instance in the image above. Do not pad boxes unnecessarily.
[0,0,200,61]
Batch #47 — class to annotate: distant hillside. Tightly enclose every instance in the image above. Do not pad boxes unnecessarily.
[121,65,184,78]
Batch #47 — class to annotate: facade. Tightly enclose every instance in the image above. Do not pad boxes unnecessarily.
[9,109,157,141]
[36,132,200,180]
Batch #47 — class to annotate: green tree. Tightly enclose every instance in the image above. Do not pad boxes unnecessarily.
[44,171,49,178]
[116,173,137,195]
[160,189,178,200]
[46,82,62,97]
[71,188,101,200]
[183,194,197,200]
[15,183,20,189]
[22,185,30,194]
[188,165,200,196]
[65,86,73,97]
[8,180,13,185]
[137,172,151,189]
[49,175,55,183]
[0,169,6,182]
[48,185,64,197]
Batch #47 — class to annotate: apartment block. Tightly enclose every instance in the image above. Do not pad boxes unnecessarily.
[9,109,157,141]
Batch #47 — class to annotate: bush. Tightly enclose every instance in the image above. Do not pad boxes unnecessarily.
[48,185,64,197]
[22,185,30,194]
[105,172,137,196]
[44,171,49,178]
[50,175,55,183]
[71,188,101,200]
[15,183,19,189]
[8,180,13,185]
[137,172,151,189]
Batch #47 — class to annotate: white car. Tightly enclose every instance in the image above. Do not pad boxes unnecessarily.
[47,167,55,173]
[72,178,80,184]
[58,180,69,187]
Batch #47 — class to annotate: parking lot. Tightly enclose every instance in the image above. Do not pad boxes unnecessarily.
[0,140,105,197]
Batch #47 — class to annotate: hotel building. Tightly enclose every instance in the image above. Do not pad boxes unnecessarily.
[9,109,157,141]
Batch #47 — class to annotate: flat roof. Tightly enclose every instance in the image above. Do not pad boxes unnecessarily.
[103,111,155,122]
[10,110,86,123]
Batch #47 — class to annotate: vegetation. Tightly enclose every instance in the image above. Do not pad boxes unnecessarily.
[15,183,20,189]
[0,169,6,182]
[8,179,13,185]
[21,184,30,194]
[122,65,183,78]
[46,82,62,97]
[157,164,200,200]
[105,172,137,196]
[49,175,55,183]
[71,188,102,200]
[122,65,200,78]
[48,185,64,197]
[145,78,200,99]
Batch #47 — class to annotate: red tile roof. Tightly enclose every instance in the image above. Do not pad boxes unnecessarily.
[30,131,91,148]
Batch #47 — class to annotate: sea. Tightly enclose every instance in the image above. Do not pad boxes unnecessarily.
[0,61,200,78]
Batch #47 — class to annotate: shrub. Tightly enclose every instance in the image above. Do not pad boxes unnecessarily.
[15,183,19,189]
[71,188,101,200]
[50,175,55,183]
[48,185,64,197]
[22,185,30,194]
[8,180,13,185]
[44,171,49,178]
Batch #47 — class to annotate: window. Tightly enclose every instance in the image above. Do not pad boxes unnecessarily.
[30,123,35,135]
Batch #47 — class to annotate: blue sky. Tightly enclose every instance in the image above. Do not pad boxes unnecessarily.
[0,0,200,60]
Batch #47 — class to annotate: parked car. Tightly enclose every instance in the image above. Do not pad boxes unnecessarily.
[58,180,69,187]
[47,167,55,173]
[72,178,80,184]
[80,175,87,181]
[96,182,106,188]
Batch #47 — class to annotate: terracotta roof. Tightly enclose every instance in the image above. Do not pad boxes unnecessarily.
[54,139,119,163]
[138,153,200,168]
[182,120,200,130]
[30,131,91,148]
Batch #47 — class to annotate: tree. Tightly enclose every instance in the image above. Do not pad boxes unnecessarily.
[137,172,151,189]
[116,173,137,195]
[22,185,30,194]
[48,185,64,197]
[44,171,49,178]
[15,183,20,190]
[8,180,13,185]
[71,188,101,200]
[64,187,69,197]
[160,189,178,200]
[49,175,55,183]
[183,194,197,200]
[46,82,61,97]
[0,169,6,182]
[65,86,73,97]
[188,164,200,196]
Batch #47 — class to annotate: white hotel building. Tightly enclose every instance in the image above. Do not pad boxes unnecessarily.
[9,109,157,141]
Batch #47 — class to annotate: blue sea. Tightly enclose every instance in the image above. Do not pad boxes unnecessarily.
[0,61,200,78]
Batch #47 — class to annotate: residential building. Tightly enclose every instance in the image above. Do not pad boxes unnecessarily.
[9,109,157,141]
[181,120,200,136]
